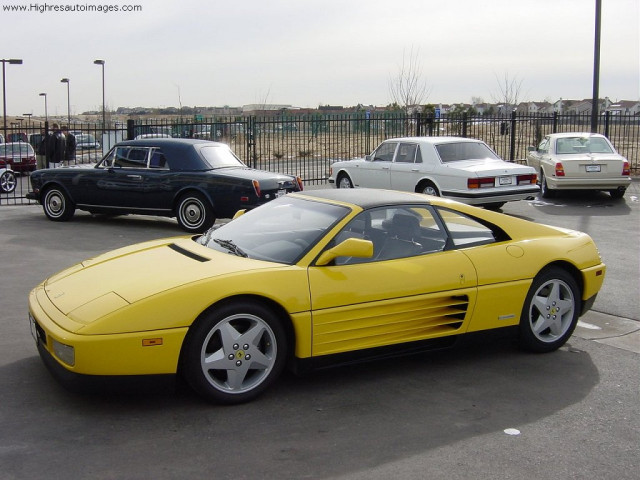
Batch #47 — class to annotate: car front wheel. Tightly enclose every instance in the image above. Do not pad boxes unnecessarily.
[518,267,580,353]
[43,186,75,221]
[176,192,214,233]
[337,173,353,188]
[0,170,16,193]
[181,301,287,404]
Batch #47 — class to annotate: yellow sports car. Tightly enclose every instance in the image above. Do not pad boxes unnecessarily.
[29,189,606,404]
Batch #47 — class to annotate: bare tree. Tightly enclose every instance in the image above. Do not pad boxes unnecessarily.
[388,46,430,113]
[492,72,524,114]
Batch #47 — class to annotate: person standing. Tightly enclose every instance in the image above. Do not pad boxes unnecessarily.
[62,126,76,164]
[36,130,47,170]
[46,124,66,167]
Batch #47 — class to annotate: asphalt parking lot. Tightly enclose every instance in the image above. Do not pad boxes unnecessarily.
[1,183,638,480]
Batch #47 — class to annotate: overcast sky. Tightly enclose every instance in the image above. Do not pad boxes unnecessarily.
[2,0,639,117]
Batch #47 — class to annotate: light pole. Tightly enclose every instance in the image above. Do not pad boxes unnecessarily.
[60,78,70,127]
[2,58,23,141]
[93,59,106,130]
[39,92,48,122]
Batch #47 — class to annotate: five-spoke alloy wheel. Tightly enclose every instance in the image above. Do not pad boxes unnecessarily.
[0,170,16,194]
[182,301,287,404]
[519,267,580,352]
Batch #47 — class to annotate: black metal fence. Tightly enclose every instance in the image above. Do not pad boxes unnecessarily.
[2,112,638,205]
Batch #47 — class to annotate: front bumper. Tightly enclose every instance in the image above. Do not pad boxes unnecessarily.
[29,285,188,376]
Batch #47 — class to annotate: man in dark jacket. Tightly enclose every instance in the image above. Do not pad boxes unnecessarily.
[62,126,76,164]
[46,124,66,167]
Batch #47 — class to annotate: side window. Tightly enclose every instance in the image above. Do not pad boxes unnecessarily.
[372,142,397,162]
[437,208,497,248]
[114,147,149,168]
[333,205,447,265]
[149,148,168,169]
[395,143,418,163]
[537,138,549,153]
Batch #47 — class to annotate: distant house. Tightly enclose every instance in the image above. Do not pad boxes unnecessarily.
[517,102,553,115]
[607,100,640,115]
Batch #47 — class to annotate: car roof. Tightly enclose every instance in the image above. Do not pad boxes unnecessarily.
[546,132,606,139]
[293,188,432,209]
[116,138,221,148]
[384,136,486,145]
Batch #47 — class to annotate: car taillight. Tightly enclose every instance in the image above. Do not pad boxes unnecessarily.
[252,179,261,197]
[468,177,494,189]
[622,161,630,176]
[295,176,304,191]
[517,173,537,185]
[555,162,565,177]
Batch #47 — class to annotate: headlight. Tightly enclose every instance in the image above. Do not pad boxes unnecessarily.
[52,339,75,366]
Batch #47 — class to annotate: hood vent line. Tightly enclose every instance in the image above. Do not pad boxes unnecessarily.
[168,243,210,262]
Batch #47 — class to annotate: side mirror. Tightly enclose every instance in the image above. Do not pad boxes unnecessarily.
[232,209,247,220]
[527,146,536,152]
[316,238,374,266]
[364,155,372,162]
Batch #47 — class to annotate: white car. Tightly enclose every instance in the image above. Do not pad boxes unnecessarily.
[328,137,539,209]
[526,132,631,199]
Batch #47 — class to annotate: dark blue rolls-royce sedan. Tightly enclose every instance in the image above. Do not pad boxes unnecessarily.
[27,138,303,232]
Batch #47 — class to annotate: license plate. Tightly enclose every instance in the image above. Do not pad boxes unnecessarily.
[29,314,38,344]
[275,189,287,197]
[13,158,22,163]
[586,165,601,172]
[498,176,513,185]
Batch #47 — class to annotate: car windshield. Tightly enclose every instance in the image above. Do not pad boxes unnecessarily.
[199,145,246,168]
[435,142,500,163]
[555,136,614,154]
[197,196,350,264]
[0,143,33,156]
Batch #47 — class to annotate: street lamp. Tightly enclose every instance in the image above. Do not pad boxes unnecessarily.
[60,78,70,127]
[93,59,106,130]
[39,92,48,122]
[2,58,23,141]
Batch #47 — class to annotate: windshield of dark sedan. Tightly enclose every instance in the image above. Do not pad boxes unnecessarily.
[199,145,246,168]
[435,142,500,163]
[197,196,350,264]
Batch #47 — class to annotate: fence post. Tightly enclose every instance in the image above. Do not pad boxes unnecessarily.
[415,112,421,137]
[462,113,468,138]
[247,115,256,168]
[552,112,558,133]
[126,119,134,140]
[604,111,610,138]
[509,110,517,161]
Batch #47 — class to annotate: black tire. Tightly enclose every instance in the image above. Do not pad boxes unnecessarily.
[336,173,353,188]
[42,186,75,221]
[176,192,215,233]
[181,301,288,404]
[518,267,581,353]
[0,170,16,193]
[483,202,506,210]
[418,181,439,197]
[540,171,555,199]
[609,189,625,199]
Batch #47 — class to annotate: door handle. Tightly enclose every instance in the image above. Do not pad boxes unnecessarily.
[126,174,142,180]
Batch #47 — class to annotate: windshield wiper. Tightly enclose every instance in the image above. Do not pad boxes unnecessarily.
[213,238,248,258]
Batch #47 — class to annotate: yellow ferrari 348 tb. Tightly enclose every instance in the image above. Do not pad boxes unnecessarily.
[29,189,605,404]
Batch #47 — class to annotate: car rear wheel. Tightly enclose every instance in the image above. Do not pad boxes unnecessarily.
[337,173,353,188]
[540,171,555,199]
[609,189,625,199]
[181,301,287,404]
[42,186,75,221]
[519,267,580,353]
[418,181,439,197]
[0,170,16,193]
[176,192,215,233]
